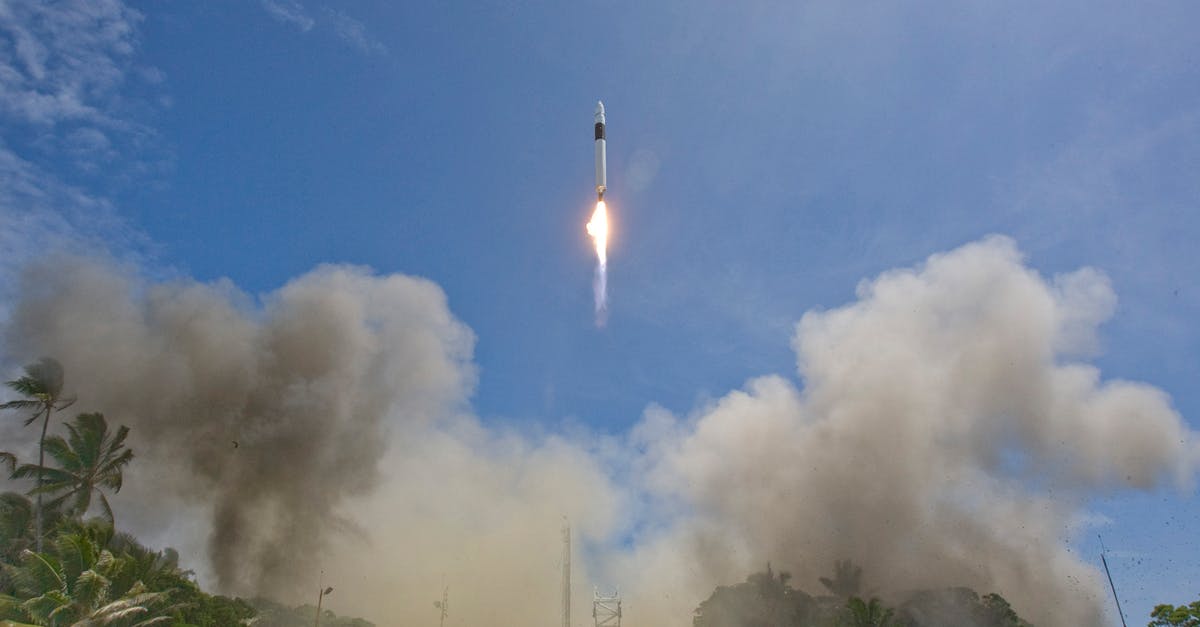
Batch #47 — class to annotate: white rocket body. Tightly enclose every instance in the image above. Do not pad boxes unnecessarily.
[594,101,607,201]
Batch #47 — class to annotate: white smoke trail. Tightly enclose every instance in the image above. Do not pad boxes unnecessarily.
[594,262,608,326]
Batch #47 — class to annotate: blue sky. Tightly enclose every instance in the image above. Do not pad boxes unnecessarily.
[2,0,1198,623]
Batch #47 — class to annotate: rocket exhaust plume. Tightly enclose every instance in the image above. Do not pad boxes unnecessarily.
[587,200,609,325]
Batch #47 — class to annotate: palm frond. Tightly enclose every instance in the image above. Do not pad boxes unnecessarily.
[0,399,41,411]
[3,378,48,399]
[89,603,149,624]
[0,452,16,475]
[159,548,179,572]
[21,413,134,526]
[41,436,81,471]
[81,586,173,626]
[41,493,73,517]
[0,492,34,540]
[55,533,94,581]
[65,420,88,463]
[19,410,44,428]
[22,589,71,623]
[73,569,112,609]
[108,424,130,450]
[97,494,114,525]
[14,464,77,486]
[3,359,64,419]
[25,359,64,395]
[106,530,141,555]
[98,450,133,492]
[0,591,37,622]
[16,549,66,593]
[71,488,93,520]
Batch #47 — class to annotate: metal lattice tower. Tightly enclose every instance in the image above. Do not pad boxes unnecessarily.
[593,589,621,627]
[435,586,448,627]
[562,521,571,627]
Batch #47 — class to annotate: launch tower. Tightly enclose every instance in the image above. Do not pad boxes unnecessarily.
[593,589,621,627]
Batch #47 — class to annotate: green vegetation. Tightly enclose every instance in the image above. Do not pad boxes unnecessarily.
[896,587,1032,627]
[843,596,899,627]
[11,413,133,524]
[1,521,178,624]
[695,564,1196,627]
[693,565,821,626]
[247,598,375,627]
[819,560,863,598]
[1,360,372,627]
[3,358,75,553]
[693,562,1034,627]
[1149,597,1200,627]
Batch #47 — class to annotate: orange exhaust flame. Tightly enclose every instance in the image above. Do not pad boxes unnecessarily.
[586,201,609,325]
[587,201,608,264]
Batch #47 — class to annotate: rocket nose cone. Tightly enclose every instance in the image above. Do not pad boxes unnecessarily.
[595,101,606,124]
[596,101,605,114]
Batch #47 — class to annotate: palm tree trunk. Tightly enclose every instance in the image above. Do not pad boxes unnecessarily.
[35,405,48,553]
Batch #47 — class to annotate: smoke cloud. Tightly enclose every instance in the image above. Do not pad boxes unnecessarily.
[1,236,1196,626]
[606,236,1197,626]
[3,257,476,595]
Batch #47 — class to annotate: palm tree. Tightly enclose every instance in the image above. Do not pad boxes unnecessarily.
[0,492,68,566]
[70,581,176,627]
[979,593,1032,627]
[103,532,187,597]
[3,358,75,552]
[820,560,864,598]
[1,529,176,626]
[12,413,133,525]
[842,597,900,627]
[0,492,35,558]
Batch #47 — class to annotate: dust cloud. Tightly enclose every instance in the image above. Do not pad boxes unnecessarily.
[2,236,1196,626]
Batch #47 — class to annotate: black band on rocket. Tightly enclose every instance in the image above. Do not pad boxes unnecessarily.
[595,123,605,140]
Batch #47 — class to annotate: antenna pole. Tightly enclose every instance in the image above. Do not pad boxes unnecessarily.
[1098,535,1128,627]
[563,519,571,627]
[439,586,448,627]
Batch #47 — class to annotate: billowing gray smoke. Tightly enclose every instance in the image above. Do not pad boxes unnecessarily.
[2,256,475,596]
[1,237,1196,626]
[607,236,1198,626]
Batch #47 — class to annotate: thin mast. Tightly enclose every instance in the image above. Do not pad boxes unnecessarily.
[1099,535,1128,627]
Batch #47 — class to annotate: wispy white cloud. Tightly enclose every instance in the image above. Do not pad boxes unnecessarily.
[0,143,151,324]
[0,0,168,183]
[257,1,387,56]
[259,0,315,32]
[323,8,387,55]
[0,0,161,319]
[0,0,143,127]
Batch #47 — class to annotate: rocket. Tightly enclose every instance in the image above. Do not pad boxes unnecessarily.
[594,101,607,201]
[587,101,610,323]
